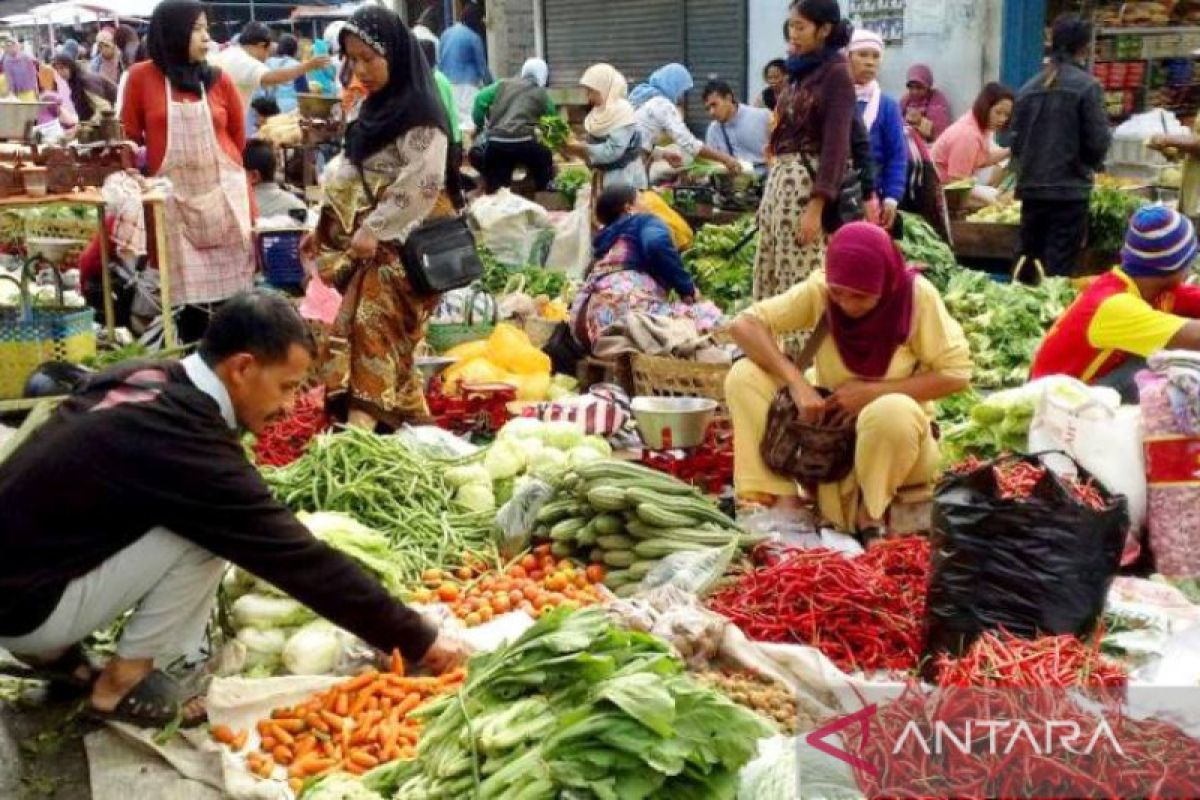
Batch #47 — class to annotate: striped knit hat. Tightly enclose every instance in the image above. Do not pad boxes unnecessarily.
[1122,205,1198,277]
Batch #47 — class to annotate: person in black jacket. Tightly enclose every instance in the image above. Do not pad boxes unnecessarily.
[0,292,467,727]
[1011,15,1112,278]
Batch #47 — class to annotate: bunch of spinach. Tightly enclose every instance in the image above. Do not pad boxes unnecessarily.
[554,166,591,206]
[941,269,1076,389]
[897,212,958,292]
[365,607,772,799]
[683,217,757,313]
[537,115,572,151]
[1089,185,1147,254]
[478,246,568,298]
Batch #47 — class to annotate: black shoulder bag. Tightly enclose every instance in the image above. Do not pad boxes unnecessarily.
[358,168,482,296]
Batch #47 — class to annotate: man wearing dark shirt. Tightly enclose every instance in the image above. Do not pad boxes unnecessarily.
[0,292,465,726]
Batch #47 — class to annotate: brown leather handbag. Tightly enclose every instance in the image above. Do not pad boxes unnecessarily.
[759,319,858,485]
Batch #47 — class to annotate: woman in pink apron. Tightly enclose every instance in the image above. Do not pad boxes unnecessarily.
[300,6,454,432]
[121,0,254,343]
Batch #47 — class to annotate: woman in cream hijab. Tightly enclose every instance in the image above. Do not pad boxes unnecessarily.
[565,63,647,190]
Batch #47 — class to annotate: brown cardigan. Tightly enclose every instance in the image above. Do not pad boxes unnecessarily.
[770,53,856,202]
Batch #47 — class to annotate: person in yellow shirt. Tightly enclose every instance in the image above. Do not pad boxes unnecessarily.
[727,221,971,536]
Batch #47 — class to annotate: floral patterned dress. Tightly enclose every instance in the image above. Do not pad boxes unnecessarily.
[570,236,723,349]
[316,125,453,427]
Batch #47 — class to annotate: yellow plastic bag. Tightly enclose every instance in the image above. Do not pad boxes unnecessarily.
[487,323,551,375]
[509,372,552,401]
[443,339,490,362]
[443,357,508,394]
[639,191,694,252]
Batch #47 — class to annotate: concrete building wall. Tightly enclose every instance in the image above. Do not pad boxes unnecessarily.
[747,0,1004,120]
[487,0,540,81]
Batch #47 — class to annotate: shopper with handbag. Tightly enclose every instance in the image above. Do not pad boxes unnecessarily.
[299,6,455,431]
[726,222,971,536]
[753,0,856,302]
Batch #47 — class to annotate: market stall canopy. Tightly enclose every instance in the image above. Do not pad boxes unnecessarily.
[290,2,368,22]
[0,0,150,26]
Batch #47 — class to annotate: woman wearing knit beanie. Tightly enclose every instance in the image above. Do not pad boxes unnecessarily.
[1031,205,1200,402]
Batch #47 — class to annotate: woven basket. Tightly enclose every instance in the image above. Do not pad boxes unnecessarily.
[0,269,96,399]
[630,353,732,425]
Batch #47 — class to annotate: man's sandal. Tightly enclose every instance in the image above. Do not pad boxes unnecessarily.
[86,669,207,729]
[0,643,99,692]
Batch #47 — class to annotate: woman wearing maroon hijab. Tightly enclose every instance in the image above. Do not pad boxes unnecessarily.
[726,222,973,536]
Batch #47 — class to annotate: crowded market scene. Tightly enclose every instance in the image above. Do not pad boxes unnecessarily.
[4,0,1200,797]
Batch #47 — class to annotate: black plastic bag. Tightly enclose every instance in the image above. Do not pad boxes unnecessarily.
[923,453,1128,665]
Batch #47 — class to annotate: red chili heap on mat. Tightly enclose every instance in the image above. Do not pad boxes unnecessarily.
[953,456,1108,511]
[708,537,930,673]
[936,629,1128,690]
[253,389,329,467]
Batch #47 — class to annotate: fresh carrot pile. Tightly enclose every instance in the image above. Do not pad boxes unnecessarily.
[708,537,931,674]
[936,629,1128,689]
[253,389,329,467]
[407,544,608,625]
[953,456,1109,511]
[211,652,465,794]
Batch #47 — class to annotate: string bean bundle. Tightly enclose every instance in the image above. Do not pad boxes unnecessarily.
[261,427,499,585]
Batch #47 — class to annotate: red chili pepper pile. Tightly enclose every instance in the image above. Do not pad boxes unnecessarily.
[846,683,1200,800]
[954,456,1108,511]
[708,537,930,674]
[254,389,330,467]
[936,629,1127,690]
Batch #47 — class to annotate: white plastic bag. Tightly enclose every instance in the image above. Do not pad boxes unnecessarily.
[1027,379,1145,559]
[544,182,592,278]
[639,541,738,596]
[467,188,555,267]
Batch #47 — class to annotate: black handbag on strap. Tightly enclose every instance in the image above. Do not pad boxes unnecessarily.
[359,168,483,296]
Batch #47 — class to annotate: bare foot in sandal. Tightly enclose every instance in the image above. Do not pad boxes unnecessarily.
[90,657,207,728]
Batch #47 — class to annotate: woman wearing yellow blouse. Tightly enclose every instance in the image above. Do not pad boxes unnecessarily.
[727,222,971,535]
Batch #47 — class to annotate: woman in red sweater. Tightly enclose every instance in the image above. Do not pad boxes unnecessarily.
[122,0,254,343]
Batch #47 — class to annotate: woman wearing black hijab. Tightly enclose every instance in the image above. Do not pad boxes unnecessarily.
[300,6,452,431]
[122,0,254,344]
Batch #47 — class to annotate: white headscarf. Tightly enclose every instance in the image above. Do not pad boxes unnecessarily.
[848,29,885,130]
[324,21,346,54]
[521,57,549,88]
[580,63,637,137]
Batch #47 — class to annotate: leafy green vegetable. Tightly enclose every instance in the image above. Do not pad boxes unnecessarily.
[683,216,757,313]
[536,115,571,151]
[365,607,773,799]
[940,269,1076,389]
[479,245,569,297]
[897,212,957,292]
[553,166,591,206]
[1089,185,1147,254]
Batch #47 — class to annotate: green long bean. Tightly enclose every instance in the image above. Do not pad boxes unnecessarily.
[261,427,497,586]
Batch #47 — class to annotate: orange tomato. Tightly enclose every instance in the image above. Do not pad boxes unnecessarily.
[456,566,473,581]
[508,565,527,580]
[436,582,460,602]
[492,594,512,613]
[521,554,539,571]
[522,584,540,601]
[464,612,482,626]
[508,589,524,605]
[573,574,589,589]
[545,574,568,592]
[586,565,606,584]
[422,569,443,586]
[529,570,544,583]
[478,606,494,622]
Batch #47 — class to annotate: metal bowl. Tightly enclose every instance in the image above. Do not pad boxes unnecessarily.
[415,356,458,391]
[296,93,339,120]
[631,396,718,450]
